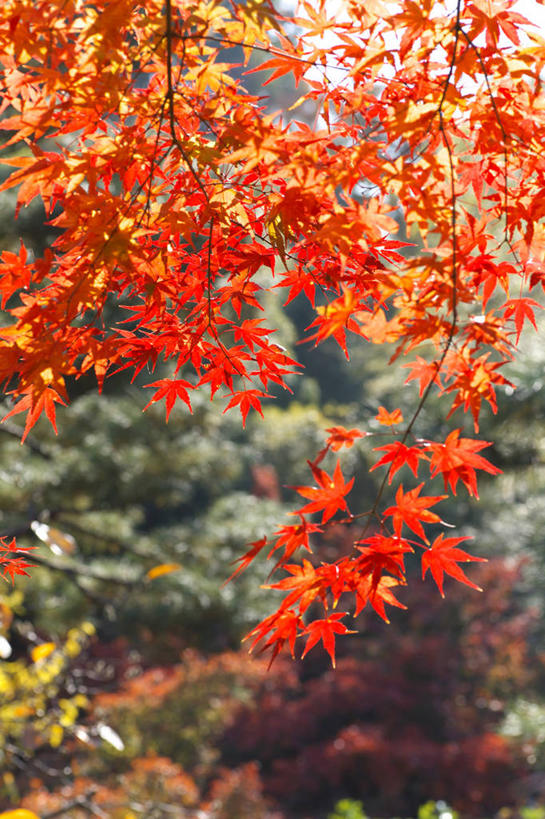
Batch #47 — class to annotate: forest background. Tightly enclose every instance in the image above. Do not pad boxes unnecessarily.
[1,0,545,817]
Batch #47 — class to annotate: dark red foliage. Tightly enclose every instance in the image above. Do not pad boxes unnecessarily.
[220,559,535,817]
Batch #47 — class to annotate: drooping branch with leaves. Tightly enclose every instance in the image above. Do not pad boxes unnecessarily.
[0,0,544,665]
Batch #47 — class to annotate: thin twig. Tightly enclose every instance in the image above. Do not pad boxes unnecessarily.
[0,420,52,459]
[355,0,463,543]
[30,551,139,586]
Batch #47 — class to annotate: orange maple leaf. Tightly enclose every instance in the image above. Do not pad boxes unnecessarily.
[301,612,355,668]
[325,425,365,451]
[421,533,487,597]
[428,429,501,498]
[370,442,429,483]
[293,460,354,523]
[376,406,404,426]
[353,575,407,622]
[383,484,446,542]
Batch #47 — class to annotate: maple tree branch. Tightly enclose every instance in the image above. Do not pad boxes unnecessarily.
[26,545,153,614]
[172,29,432,100]
[439,120,459,324]
[178,32,345,71]
[52,516,155,559]
[163,0,252,386]
[141,95,169,226]
[164,0,210,205]
[436,0,463,115]
[41,790,100,819]
[207,216,214,327]
[6,741,78,798]
[0,419,52,459]
[435,16,523,272]
[458,29,508,142]
[0,0,537,667]
[29,550,139,586]
[161,3,232,388]
[354,2,465,545]
[458,28,519,261]
[400,0,461,435]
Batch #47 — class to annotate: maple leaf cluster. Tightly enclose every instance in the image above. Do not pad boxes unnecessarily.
[0,0,543,660]
[243,424,492,666]
[0,536,33,583]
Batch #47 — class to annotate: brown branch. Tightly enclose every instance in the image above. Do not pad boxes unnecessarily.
[41,790,102,819]
[353,0,464,544]
[30,550,139,586]
[458,27,519,260]
[164,0,210,204]
[0,419,52,459]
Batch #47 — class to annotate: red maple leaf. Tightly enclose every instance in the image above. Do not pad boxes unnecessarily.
[502,297,541,344]
[312,426,365,467]
[293,460,354,523]
[370,442,429,483]
[383,483,446,542]
[301,612,355,667]
[267,519,321,573]
[324,425,365,451]
[355,534,413,585]
[421,533,487,597]
[223,389,267,427]
[375,406,404,426]
[224,536,268,585]
[3,387,67,443]
[353,575,407,621]
[403,356,440,396]
[266,560,324,613]
[0,537,35,582]
[245,609,303,667]
[428,429,500,497]
[144,378,194,420]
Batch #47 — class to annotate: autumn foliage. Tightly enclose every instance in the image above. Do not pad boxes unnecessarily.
[0,0,544,666]
[221,558,536,817]
[9,559,536,818]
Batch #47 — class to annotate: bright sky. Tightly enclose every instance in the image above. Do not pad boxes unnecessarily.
[510,0,545,32]
[303,0,545,88]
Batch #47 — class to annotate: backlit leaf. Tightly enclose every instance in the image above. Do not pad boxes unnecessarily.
[146,563,182,581]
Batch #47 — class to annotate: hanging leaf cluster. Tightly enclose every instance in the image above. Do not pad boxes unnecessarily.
[0,0,544,664]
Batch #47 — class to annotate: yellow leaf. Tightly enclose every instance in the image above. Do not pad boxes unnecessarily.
[49,724,64,748]
[146,563,181,581]
[0,811,42,819]
[81,621,96,636]
[30,642,56,663]
[64,637,81,658]
[59,698,79,727]
[404,101,437,124]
